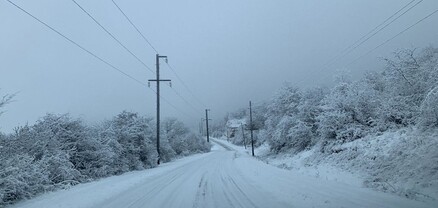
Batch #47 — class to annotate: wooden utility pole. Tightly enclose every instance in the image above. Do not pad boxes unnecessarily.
[242,125,246,149]
[249,101,255,156]
[205,109,211,142]
[148,54,171,165]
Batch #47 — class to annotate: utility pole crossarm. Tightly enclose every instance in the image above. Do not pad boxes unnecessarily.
[148,79,171,82]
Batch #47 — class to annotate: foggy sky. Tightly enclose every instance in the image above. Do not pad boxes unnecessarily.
[1,0,438,132]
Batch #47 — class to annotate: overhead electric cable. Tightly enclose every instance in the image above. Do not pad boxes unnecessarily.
[322,0,423,70]
[71,0,154,74]
[342,0,423,56]
[5,0,147,87]
[110,0,159,54]
[75,0,200,120]
[6,0,198,121]
[168,87,201,114]
[346,8,438,67]
[336,0,417,57]
[110,0,208,110]
[149,87,198,120]
[165,63,207,108]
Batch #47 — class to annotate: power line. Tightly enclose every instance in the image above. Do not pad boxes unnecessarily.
[346,8,438,67]
[168,86,201,114]
[343,0,423,56]
[6,0,198,122]
[111,0,159,54]
[5,0,147,88]
[72,1,201,123]
[70,0,154,74]
[82,0,201,121]
[334,0,417,59]
[165,63,207,108]
[322,0,423,70]
[110,0,206,114]
[148,87,197,121]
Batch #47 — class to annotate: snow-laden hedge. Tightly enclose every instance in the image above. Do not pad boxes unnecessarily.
[0,111,210,206]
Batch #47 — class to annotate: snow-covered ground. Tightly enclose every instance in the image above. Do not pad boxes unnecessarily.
[10,138,436,208]
[242,128,438,203]
[252,143,363,188]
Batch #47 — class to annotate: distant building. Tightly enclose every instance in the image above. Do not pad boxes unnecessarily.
[226,119,246,138]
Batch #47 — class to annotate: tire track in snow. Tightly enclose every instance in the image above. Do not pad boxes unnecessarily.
[13,141,432,208]
[192,171,208,208]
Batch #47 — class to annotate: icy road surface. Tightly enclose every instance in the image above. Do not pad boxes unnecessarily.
[12,139,434,208]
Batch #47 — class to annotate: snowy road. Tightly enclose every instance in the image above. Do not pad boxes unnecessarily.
[12,139,435,208]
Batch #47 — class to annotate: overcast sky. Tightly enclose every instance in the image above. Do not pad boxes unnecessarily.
[1,0,437,132]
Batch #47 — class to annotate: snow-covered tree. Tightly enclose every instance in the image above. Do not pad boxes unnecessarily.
[378,47,438,127]
[103,111,157,171]
[419,86,438,127]
[264,84,303,152]
[318,77,380,143]
[163,118,210,157]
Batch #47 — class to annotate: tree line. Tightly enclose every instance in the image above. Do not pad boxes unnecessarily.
[0,111,210,206]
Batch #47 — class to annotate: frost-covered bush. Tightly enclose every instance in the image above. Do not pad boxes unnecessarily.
[365,130,438,199]
[306,128,438,200]
[264,85,302,152]
[262,85,326,153]
[30,114,112,180]
[0,111,208,206]
[377,47,438,127]
[40,151,81,185]
[184,133,211,154]
[101,111,157,171]
[0,154,51,206]
[418,86,438,127]
[221,85,325,153]
[164,118,210,157]
[318,81,378,142]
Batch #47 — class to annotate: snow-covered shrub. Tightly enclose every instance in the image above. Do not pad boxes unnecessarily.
[256,85,326,153]
[96,124,130,175]
[39,151,81,186]
[318,81,378,142]
[159,138,176,163]
[103,111,157,170]
[0,154,51,206]
[31,114,111,180]
[364,129,438,199]
[264,85,302,152]
[184,132,210,153]
[418,86,438,127]
[164,118,210,157]
[0,111,208,206]
[210,117,227,138]
[268,115,295,152]
[295,87,326,146]
[378,47,438,127]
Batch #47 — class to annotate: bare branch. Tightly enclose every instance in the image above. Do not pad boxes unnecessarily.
[0,91,16,116]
